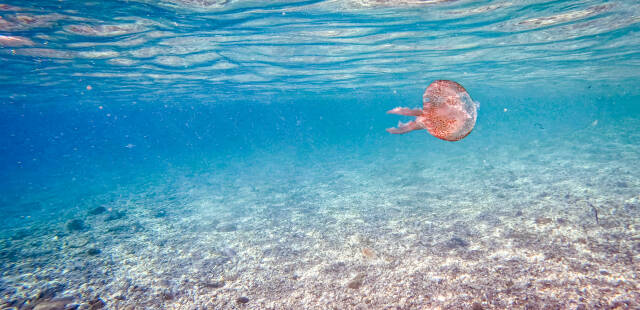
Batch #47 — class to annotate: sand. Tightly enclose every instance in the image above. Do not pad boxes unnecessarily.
[1,118,638,309]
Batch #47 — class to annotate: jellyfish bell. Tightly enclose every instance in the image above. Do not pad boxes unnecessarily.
[386,80,477,141]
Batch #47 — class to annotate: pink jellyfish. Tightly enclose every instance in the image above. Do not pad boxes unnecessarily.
[386,80,477,141]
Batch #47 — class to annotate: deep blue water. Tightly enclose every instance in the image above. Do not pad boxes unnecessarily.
[1,0,639,308]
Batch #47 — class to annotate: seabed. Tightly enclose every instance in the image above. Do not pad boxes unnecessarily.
[1,119,639,309]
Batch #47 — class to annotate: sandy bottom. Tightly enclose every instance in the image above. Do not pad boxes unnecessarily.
[1,119,639,309]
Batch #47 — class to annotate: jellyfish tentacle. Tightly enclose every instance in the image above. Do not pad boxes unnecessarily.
[386,107,423,116]
[386,120,423,134]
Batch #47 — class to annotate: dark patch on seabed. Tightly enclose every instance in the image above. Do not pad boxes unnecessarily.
[1,117,639,309]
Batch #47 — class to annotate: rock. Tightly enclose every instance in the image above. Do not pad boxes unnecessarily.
[87,248,101,256]
[445,237,469,249]
[88,297,105,309]
[161,290,174,300]
[347,273,365,289]
[88,206,106,215]
[66,219,85,232]
[33,297,74,310]
[36,283,65,300]
[5,298,27,308]
[216,223,237,232]
[472,302,484,310]
[236,296,249,304]
[204,281,224,288]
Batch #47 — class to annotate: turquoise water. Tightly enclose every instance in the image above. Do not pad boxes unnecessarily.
[1,0,639,309]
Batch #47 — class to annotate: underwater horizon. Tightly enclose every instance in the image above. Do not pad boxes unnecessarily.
[1,0,639,309]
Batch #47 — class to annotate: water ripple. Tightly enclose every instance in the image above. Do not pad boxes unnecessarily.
[0,0,638,101]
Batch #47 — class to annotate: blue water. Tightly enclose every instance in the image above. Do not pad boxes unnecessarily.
[1,0,639,309]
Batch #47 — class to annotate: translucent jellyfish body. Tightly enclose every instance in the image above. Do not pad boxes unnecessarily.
[387,80,477,141]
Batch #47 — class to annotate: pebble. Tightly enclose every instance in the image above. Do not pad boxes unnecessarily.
[204,281,224,288]
[347,273,365,289]
[87,248,101,256]
[236,296,250,304]
[36,283,65,300]
[33,297,74,310]
[88,297,105,309]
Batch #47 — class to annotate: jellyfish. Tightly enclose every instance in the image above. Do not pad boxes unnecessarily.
[386,80,477,141]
